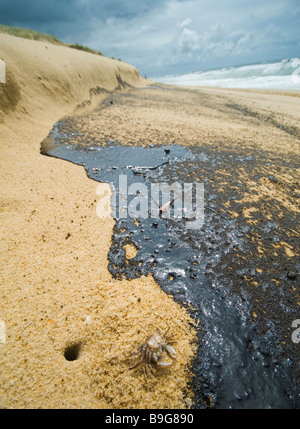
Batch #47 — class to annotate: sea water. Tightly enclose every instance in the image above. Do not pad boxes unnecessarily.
[152,58,300,90]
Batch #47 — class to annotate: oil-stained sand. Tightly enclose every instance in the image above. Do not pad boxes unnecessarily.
[47,85,300,335]
[41,84,300,407]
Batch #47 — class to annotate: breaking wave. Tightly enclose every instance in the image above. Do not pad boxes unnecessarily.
[153,58,300,90]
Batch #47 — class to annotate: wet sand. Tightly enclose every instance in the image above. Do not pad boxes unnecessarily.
[1,32,300,408]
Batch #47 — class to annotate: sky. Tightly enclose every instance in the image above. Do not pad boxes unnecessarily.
[0,0,299,77]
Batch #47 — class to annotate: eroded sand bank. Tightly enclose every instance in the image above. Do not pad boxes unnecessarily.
[0,33,197,408]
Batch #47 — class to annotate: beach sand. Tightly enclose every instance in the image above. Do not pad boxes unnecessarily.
[0,32,197,409]
[1,32,299,408]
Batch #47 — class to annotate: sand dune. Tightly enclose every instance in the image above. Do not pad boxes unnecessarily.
[0,32,143,124]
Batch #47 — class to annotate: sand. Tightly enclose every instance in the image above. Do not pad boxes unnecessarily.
[0,33,197,409]
[0,32,299,409]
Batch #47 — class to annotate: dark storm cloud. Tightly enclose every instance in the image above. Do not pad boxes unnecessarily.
[0,0,170,48]
[0,0,166,27]
[0,0,299,76]
[0,0,76,25]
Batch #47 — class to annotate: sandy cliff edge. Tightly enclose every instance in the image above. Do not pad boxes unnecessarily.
[0,33,197,408]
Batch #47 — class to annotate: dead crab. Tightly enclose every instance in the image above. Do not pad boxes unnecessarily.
[129,328,176,375]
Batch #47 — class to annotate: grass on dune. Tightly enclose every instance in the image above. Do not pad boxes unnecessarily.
[0,23,104,56]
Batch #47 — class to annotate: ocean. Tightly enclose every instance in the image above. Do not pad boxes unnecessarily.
[152,58,300,90]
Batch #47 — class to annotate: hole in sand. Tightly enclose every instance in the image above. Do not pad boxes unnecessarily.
[64,341,82,361]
